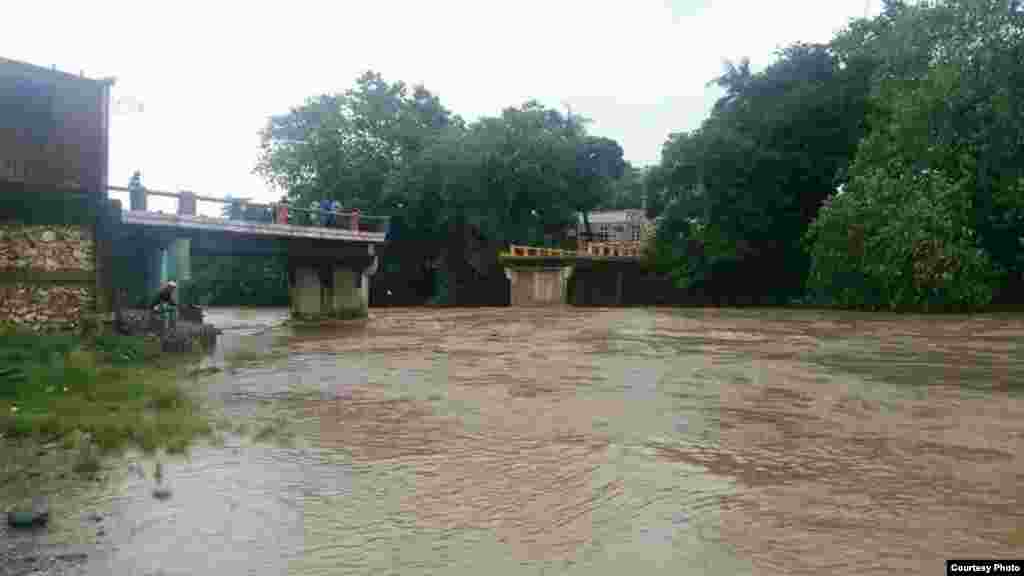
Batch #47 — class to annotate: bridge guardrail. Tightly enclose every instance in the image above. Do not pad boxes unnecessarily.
[580,241,643,258]
[109,186,391,235]
[501,241,644,260]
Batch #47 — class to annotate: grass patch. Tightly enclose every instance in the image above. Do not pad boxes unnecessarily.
[0,325,211,457]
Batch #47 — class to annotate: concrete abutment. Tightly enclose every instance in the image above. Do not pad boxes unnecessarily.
[504,265,575,306]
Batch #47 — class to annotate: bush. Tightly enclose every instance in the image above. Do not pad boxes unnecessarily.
[806,166,1002,311]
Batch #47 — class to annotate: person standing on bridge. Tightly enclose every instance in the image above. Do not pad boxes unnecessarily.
[320,198,333,227]
[330,199,342,228]
[275,197,289,224]
[309,200,320,226]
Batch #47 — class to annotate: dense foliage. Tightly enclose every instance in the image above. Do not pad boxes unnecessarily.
[188,254,290,307]
[650,0,1024,310]
[255,74,630,304]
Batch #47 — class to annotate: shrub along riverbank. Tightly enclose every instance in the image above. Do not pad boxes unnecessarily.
[0,325,212,457]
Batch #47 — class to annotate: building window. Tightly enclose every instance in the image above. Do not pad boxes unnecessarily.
[632,225,641,241]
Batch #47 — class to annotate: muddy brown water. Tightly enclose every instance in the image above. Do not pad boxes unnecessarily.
[3,306,1023,575]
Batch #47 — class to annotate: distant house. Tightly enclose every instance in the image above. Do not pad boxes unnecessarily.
[576,209,649,243]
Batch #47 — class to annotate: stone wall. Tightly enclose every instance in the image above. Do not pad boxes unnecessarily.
[0,224,95,330]
[0,284,93,329]
[0,224,94,271]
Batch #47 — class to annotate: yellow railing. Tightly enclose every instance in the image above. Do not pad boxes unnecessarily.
[580,240,643,258]
[504,245,577,258]
[502,240,645,260]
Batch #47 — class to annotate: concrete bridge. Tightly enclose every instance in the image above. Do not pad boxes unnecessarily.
[499,242,646,306]
[106,186,389,320]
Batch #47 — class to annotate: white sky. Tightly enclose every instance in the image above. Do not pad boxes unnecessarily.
[4,0,880,211]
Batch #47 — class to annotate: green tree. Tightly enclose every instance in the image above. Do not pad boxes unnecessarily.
[807,0,1024,309]
[599,164,648,211]
[650,42,873,303]
[256,73,626,304]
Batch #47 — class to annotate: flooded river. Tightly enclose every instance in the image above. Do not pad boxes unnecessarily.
[5,307,1024,575]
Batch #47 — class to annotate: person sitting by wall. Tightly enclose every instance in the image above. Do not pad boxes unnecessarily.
[151,280,177,311]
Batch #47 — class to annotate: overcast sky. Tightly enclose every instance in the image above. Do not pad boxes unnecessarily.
[4,0,879,208]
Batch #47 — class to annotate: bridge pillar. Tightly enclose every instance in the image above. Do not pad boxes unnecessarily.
[504,264,574,306]
[291,265,323,318]
[330,266,366,317]
[161,238,190,284]
[330,256,376,318]
[144,245,163,303]
[290,257,376,320]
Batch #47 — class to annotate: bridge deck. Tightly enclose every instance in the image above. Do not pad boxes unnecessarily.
[121,210,388,243]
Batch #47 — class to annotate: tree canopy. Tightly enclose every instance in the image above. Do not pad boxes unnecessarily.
[648,0,1024,310]
[256,75,626,251]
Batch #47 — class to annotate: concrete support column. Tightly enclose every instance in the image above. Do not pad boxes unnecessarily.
[171,237,191,304]
[504,265,574,306]
[160,237,191,288]
[145,245,163,302]
[290,257,375,320]
[291,265,323,318]
[172,238,191,282]
[160,246,169,287]
[330,267,364,317]
[330,256,374,318]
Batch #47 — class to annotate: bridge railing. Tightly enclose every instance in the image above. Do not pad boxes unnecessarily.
[108,186,390,235]
[505,245,578,258]
[502,240,644,260]
[579,240,644,258]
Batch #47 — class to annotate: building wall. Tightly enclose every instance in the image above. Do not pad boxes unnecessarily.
[0,58,109,192]
[577,210,648,243]
[0,58,111,328]
[0,223,95,330]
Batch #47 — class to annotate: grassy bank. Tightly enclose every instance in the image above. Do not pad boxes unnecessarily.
[0,326,211,456]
